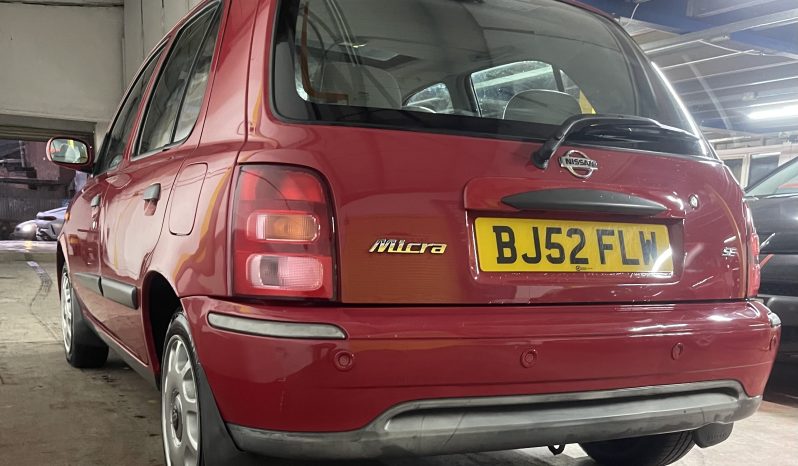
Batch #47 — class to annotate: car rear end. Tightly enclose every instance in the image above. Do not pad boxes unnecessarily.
[187,0,779,460]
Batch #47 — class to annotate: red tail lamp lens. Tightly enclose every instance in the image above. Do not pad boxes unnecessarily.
[233,165,334,299]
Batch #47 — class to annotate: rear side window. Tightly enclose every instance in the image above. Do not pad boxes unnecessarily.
[273,0,704,155]
[137,5,220,156]
[94,49,163,175]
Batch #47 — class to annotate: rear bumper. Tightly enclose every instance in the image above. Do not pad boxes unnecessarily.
[228,381,760,459]
[183,297,778,447]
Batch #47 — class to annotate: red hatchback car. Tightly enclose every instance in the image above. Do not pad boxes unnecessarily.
[49,1,780,465]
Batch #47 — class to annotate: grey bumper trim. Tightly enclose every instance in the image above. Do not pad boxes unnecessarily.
[228,381,760,460]
[208,312,346,340]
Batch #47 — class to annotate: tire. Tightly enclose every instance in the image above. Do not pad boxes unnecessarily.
[61,265,109,368]
[580,431,696,466]
[160,311,266,466]
[161,312,205,466]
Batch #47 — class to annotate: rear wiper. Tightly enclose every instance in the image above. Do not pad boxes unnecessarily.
[531,114,700,169]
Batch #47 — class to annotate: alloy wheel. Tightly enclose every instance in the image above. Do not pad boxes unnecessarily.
[60,272,73,354]
[162,336,201,466]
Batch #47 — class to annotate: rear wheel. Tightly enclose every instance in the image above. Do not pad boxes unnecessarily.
[61,266,108,368]
[161,312,202,466]
[580,431,695,466]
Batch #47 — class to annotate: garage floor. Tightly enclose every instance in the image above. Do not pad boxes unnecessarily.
[1,243,796,466]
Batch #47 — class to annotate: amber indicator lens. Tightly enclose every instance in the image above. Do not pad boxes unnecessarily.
[250,213,319,242]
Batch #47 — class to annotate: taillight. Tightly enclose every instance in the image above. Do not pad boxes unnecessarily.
[232,165,335,299]
[745,205,761,298]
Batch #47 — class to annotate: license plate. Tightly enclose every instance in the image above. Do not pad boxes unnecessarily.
[475,218,673,273]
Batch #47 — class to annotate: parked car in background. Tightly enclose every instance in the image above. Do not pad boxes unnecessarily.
[10,220,38,240]
[49,1,779,465]
[35,206,67,241]
[746,158,798,362]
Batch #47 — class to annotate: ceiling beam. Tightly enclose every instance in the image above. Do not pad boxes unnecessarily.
[641,8,798,54]
[686,0,780,18]
[668,58,793,83]
[577,0,798,58]
[674,63,798,95]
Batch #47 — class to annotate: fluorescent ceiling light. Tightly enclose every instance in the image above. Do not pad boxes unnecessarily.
[748,105,798,121]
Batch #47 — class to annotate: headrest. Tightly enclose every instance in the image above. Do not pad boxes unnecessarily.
[318,62,402,109]
[503,90,582,126]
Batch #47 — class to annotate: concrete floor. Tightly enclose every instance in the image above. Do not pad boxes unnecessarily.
[0,241,796,465]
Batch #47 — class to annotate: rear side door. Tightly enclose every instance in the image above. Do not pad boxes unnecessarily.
[66,49,164,324]
[98,4,223,363]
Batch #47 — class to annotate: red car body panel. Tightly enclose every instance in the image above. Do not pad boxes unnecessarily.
[186,296,775,432]
[55,0,779,455]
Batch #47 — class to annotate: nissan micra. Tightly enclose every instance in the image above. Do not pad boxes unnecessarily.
[49,1,780,465]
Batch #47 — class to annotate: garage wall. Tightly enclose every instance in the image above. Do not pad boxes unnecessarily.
[0,1,123,130]
[123,0,204,82]
[718,143,798,187]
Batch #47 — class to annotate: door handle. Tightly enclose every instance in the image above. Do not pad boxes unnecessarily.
[143,183,161,216]
[143,183,161,202]
[90,194,101,229]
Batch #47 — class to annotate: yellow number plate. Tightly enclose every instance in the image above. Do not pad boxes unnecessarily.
[475,218,673,273]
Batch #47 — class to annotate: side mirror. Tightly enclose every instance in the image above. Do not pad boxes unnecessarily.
[47,137,94,172]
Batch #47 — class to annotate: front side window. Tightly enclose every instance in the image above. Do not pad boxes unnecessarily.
[138,6,220,156]
[94,49,163,175]
[274,0,705,156]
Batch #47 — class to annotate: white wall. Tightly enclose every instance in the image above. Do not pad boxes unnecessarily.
[0,2,124,128]
[123,0,203,82]
[717,143,798,187]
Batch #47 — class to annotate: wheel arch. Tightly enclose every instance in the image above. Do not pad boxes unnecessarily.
[56,239,66,296]
[141,270,182,383]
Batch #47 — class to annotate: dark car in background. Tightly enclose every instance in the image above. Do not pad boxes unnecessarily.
[34,206,67,241]
[747,158,798,362]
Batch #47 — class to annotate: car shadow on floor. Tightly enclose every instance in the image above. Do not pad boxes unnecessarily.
[265,451,596,466]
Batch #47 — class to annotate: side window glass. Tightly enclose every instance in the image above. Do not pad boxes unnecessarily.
[138,8,217,155]
[94,50,162,175]
[405,83,454,114]
[174,12,221,141]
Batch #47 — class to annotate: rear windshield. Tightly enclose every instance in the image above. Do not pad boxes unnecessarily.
[272,0,705,154]
[747,160,798,197]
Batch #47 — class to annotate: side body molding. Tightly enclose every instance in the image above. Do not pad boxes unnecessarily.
[72,273,139,310]
[74,272,103,296]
